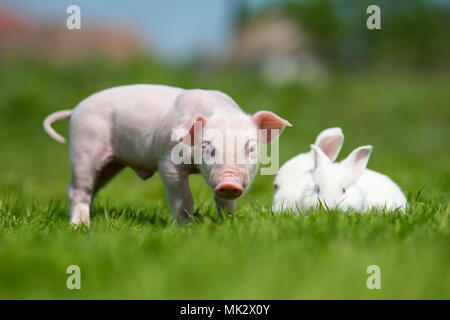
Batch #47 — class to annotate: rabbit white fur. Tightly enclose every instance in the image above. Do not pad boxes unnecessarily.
[272,127,344,212]
[309,144,408,212]
[273,130,407,213]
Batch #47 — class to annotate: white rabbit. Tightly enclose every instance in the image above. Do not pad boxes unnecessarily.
[298,144,408,213]
[272,127,344,212]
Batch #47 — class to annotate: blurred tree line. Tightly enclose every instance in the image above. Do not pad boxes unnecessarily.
[258,0,450,71]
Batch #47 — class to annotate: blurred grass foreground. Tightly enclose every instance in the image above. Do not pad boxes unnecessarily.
[0,0,449,299]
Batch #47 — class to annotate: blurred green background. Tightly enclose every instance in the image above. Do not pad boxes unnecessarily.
[0,0,449,299]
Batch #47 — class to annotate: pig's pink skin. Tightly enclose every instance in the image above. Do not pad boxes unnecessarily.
[51,84,291,226]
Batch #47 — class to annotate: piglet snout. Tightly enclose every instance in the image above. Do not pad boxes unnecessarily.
[214,177,243,199]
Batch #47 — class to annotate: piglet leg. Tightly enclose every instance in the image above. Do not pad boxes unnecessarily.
[215,196,237,218]
[68,147,116,227]
[159,160,194,225]
[68,162,96,227]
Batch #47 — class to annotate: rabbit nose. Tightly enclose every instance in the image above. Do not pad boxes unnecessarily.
[327,201,339,210]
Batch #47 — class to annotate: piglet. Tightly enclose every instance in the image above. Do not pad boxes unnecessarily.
[43,84,291,226]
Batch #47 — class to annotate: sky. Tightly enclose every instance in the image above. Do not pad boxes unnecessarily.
[0,0,277,61]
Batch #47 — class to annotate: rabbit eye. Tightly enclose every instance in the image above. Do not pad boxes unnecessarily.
[274,183,279,190]
[342,188,346,194]
[315,185,320,194]
[210,148,216,157]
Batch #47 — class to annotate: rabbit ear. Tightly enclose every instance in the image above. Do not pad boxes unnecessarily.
[343,145,372,180]
[311,144,332,169]
[314,127,344,161]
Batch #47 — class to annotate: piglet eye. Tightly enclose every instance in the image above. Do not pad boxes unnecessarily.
[245,140,257,155]
[342,188,346,194]
[202,141,215,158]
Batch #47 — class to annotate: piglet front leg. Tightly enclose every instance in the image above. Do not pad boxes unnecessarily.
[215,196,237,218]
[159,160,194,225]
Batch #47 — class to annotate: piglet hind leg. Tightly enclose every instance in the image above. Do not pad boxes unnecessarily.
[68,164,95,227]
[68,150,121,227]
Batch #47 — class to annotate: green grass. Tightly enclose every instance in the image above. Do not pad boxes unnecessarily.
[0,58,449,299]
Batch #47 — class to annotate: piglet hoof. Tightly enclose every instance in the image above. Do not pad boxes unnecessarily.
[70,204,91,228]
[176,214,193,227]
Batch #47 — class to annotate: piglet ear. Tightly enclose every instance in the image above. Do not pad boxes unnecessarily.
[343,145,372,180]
[177,115,207,146]
[252,111,292,144]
